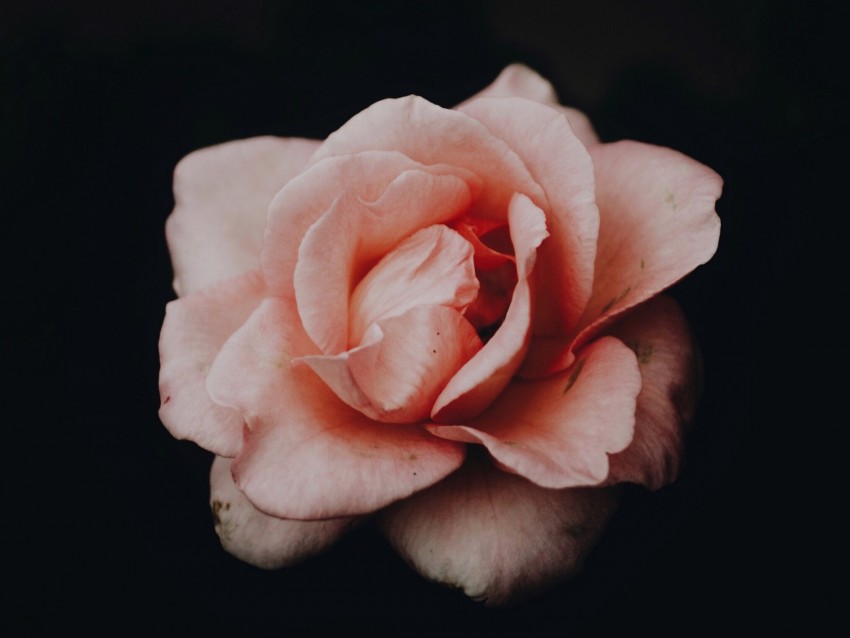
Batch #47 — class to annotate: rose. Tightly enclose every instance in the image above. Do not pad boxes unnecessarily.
[158,64,721,604]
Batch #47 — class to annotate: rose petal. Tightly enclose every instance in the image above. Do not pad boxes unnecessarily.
[310,95,547,222]
[432,193,548,422]
[158,270,265,457]
[209,456,356,569]
[603,295,701,490]
[166,136,318,296]
[262,150,478,298]
[348,224,479,346]
[206,296,466,519]
[294,170,475,355]
[302,305,482,423]
[459,96,600,377]
[459,63,600,146]
[379,456,621,605]
[430,336,641,488]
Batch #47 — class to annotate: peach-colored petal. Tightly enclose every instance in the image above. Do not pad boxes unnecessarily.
[458,63,600,146]
[295,170,475,355]
[302,305,482,423]
[158,271,265,457]
[430,336,641,488]
[310,95,546,222]
[348,225,479,346]
[432,193,548,422]
[209,456,357,569]
[262,150,478,298]
[459,97,599,377]
[603,296,701,490]
[205,296,466,520]
[166,136,318,296]
[379,456,621,605]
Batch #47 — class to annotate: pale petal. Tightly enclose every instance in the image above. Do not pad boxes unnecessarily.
[379,456,621,605]
[459,97,599,376]
[209,456,356,569]
[158,271,265,457]
[294,170,475,355]
[348,225,478,346]
[206,296,466,519]
[166,136,318,296]
[458,63,600,146]
[262,150,476,298]
[603,295,701,490]
[430,336,641,488]
[432,193,548,422]
[310,95,546,222]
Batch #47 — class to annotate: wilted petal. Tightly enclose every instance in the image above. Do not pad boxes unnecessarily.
[206,296,465,519]
[604,295,701,490]
[459,63,600,146]
[209,456,356,569]
[430,336,641,488]
[158,271,265,457]
[167,136,318,296]
[379,456,621,605]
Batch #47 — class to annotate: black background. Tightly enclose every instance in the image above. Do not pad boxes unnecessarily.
[4,1,839,635]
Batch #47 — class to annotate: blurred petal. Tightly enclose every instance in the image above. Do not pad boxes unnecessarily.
[311,95,546,222]
[604,295,701,490]
[158,271,265,457]
[459,63,599,146]
[294,170,474,355]
[380,456,621,605]
[432,193,548,422]
[430,336,640,488]
[210,456,356,569]
[166,136,318,296]
[206,296,466,519]
[460,97,599,373]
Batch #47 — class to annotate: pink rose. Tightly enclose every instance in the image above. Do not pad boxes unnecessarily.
[158,64,721,604]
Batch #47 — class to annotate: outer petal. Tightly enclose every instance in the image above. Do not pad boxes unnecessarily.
[209,456,356,569]
[294,170,475,354]
[158,270,265,457]
[458,63,600,146]
[302,305,482,423]
[573,141,722,353]
[166,136,318,296]
[432,193,548,422]
[310,95,547,222]
[205,296,466,520]
[459,97,599,372]
[379,456,621,605]
[603,295,701,490]
[430,336,641,488]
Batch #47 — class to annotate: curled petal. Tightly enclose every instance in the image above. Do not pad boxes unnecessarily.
[209,456,356,569]
[294,170,475,355]
[430,336,641,488]
[158,271,265,457]
[432,193,548,422]
[302,305,482,423]
[603,295,701,490]
[167,137,318,296]
[459,63,600,146]
[205,296,466,519]
[310,95,546,222]
[379,456,621,605]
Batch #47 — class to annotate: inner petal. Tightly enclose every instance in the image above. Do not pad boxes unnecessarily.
[349,225,479,347]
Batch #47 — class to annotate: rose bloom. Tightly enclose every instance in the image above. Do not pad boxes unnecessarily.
[158,64,721,604]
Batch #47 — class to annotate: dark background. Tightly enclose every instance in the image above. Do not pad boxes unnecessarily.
[4,1,839,635]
